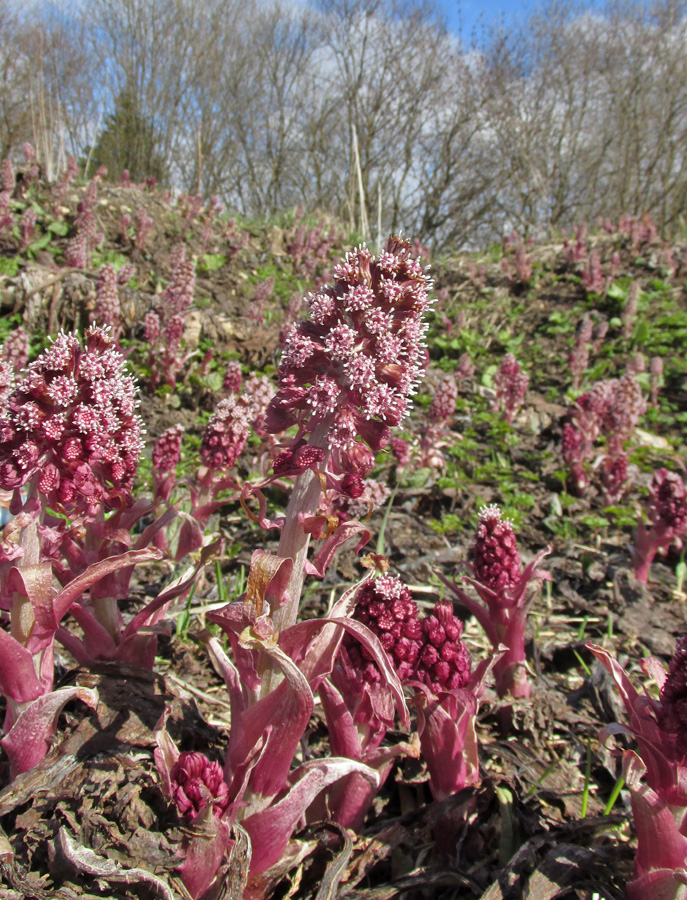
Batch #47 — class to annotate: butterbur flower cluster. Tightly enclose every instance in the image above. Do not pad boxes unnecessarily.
[455,351,475,381]
[588,638,687,899]
[243,373,276,439]
[501,230,532,287]
[567,314,592,390]
[266,236,432,463]
[200,394,251,472]
[2,326,29,372]
[346,576,425,683]
[492,354,528,424]
[170,751,230,821]
[441,505,550,702]
[0,359,14,405]
[134,208,153,250]
[429,374,458,421]
[222,359,242,394]
[632,467,687,584]
[581,251,605,294]
[145,247,196,388]
[562,372,646,500]
[255,237,432,635]
[622,283,639,340]
[417,602,471,693]
[650,355,663,407]
[92,263,121,334]
[335,574,479,806]
[470,505,520,591]
[656,634,687,761]
[0,325,143,517]
[64,179,103,269]
[390,435,410,468]
[562,222,588,264]
[20,207,36,249]
[152,423,184,503]
[419,373,459,471]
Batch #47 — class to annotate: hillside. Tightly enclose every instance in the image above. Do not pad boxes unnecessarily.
[0,166,686,899]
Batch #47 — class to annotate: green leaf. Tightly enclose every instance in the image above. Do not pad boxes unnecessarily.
[29,233,53,253]
[634,320,650,345]
[205,371,223,392]
[481,364,498,388]
[48,220,70,236]
[404,467,431,489]
[606,282,627,301]
[93,250,131,271]
[199,253,227,273]
[581,515,609,529]
[0,257,19,276]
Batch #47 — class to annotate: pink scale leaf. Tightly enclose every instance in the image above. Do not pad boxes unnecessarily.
[0,627,44,704]
[242,757,378,875]
[2,685,98,778]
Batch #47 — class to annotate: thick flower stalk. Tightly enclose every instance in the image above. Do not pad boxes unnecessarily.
[492,354,528,424]
[261,236,432,634]
[440,505,550,702]
[633,468,687,584]
[588,639,687,899]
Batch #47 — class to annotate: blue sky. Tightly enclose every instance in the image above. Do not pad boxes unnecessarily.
[438,0,534,40]
[436,0,590,43]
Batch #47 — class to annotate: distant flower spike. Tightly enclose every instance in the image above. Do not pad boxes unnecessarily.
[633,468,687,584]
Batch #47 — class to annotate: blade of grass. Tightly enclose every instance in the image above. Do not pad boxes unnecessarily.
[604,774,625,815]
[573,648,592,676]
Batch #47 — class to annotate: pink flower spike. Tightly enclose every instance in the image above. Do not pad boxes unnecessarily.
[440,505,550,702]
[264,236,433,637]
[170,751,230,820]
[200,394,251,472]
[633,468,687,584]
[0,325,143,518]
[492,354,528,424]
